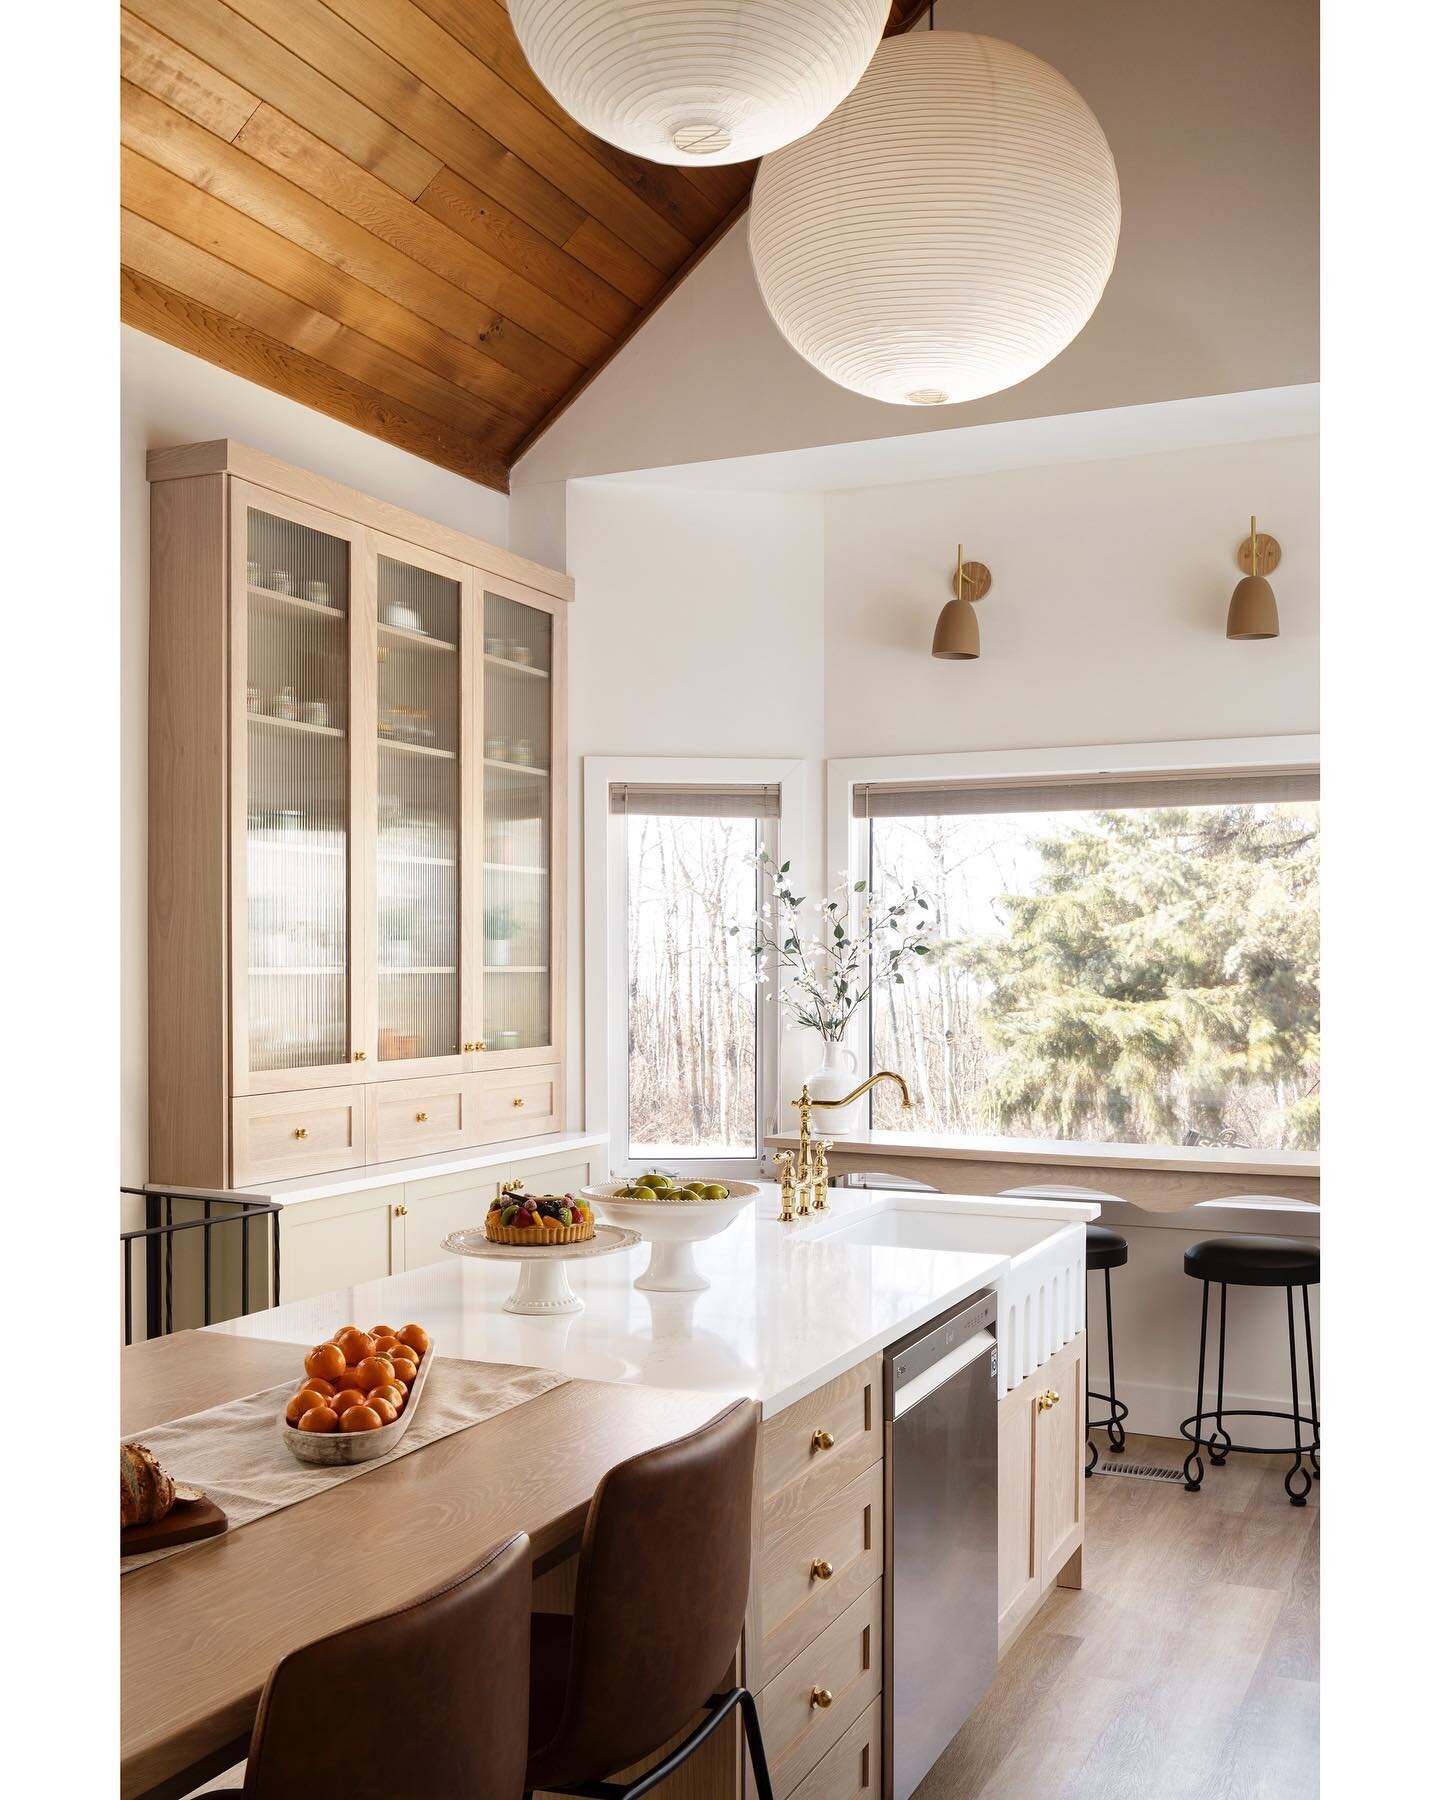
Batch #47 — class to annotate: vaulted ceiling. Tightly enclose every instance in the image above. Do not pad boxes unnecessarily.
[120,2,930,492]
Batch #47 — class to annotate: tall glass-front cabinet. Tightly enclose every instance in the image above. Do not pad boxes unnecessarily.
[148,444,569,1188]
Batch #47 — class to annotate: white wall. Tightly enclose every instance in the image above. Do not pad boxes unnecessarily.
[824,434,1320,758]
[563,480,827,1132]
[121,327,510,1182]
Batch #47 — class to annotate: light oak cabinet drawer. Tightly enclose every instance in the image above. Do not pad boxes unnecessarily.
[232,1088,366,1186]
[786,1698,881,1800]
[479,1065,560,1141]
[763,1355,881,1526]
[758,1462,883,1685]
[368,1075,482,1163]
[760,1581,882,1800]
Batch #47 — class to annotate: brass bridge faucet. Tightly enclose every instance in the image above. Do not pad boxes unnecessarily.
[778,1071,913,1220]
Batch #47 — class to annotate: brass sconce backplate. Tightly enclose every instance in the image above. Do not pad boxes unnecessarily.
[1236,533,1281,577]
[954,560,993,602]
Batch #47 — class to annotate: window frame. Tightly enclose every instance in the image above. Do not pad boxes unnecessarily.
[585,755,807,1181]
[827,734,1320,1143]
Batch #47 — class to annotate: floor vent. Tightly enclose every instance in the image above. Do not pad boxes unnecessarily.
[1092,1462,1184,1483]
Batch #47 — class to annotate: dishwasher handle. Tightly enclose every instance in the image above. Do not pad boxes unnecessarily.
[892,1330,997,1419]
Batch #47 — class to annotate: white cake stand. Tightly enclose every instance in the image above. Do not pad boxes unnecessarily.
[441,1223,642,1316]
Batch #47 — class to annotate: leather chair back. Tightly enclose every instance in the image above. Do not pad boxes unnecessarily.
[532,1398,760,1786]
[242,1532,531,1799]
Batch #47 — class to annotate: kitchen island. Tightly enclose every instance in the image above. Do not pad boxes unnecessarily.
[130,1185,1097,1800]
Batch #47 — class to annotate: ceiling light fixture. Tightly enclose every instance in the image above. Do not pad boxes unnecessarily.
[508,0,890,167]
[1226,516,1281,640]
[931,545,992,660]
[749,31,1121,406]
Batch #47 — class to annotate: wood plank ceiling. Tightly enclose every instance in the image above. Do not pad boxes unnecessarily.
[121,2,929,492]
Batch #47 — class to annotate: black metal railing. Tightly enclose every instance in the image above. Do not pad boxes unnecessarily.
[120,1187,282,1346]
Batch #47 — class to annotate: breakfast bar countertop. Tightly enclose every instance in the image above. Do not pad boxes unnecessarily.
[206,1184,1105,1416]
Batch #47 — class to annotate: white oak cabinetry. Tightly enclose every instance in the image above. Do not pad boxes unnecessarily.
[996,1333,1085,1655]
[148,442,571,1189]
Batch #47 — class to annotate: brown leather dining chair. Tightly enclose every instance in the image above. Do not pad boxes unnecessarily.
[207,1530,532,1799]
[525,1397,773,1800]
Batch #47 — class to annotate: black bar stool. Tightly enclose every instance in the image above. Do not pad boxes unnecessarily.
[1180,1235,1320,1505]
[1085,1224,1129,1476]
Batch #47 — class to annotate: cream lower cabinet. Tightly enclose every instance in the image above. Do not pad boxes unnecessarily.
[997,1333,1085,1655]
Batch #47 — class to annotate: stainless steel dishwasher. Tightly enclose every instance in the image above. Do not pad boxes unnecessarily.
[884,1288,998,1800]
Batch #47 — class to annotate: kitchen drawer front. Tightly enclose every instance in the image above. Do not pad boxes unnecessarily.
[763,1354,881,1525]
[786,1698,881,1800]
[232,1087,366,1186]
[478,1064,561,1141]
[761,1581,882,1800]
[368,1074,482,1163]
[758,1462,883,1685]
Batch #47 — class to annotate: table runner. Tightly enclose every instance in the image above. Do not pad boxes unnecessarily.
[122,1357,568,1572]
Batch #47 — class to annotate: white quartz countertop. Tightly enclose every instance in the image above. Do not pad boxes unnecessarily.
[208,1184,1096,1415]
[231,1130,610,1207]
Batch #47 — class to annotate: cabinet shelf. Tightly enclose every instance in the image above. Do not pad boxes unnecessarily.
[249,711,345,740]
[379,736,456,760]
[379,621,456,653]
[379,852,456,867]
[484,757,548,777]
[483,862,548,875]
[250,966,344,977]
[484,653,549,680]
[249,584,344,622]
[380,965,457,976]
[485,965,549,974]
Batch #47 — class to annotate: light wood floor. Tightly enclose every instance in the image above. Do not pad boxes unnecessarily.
[916,1434,1319,1800]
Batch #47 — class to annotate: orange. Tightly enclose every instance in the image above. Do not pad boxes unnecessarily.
[390,1357,418,1386]
[336,1329,376,1365]
[368,1324,396,1339]
[368,1396,398,1425]
[397,1324,430,1357]
[286,1387,328,1424]
[298,1406,339,1433]
[330,1324,360,1343]
[374,1383,406,1409]
[304,1343,347,1383]
[355,1356,395,1392]
[373,1336,403,1358]
[339,1404,382,1432]
[330,1387,366,1414]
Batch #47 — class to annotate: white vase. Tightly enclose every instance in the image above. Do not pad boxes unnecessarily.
[486,937,511,965]
[804,1040,864,1136]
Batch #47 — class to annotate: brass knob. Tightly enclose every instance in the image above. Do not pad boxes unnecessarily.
[353,1050,367,1062]
[463,1041,473,1053]
[477,1041,487,1052]
[1037,1389,1061,1412]
[811,1429,835,1452]
[395,1204,408,1217]
[810,1559,834,1581]
[292,1127,309,1140]
[810,1687,833,1710]
[415,1111,429,1122]
[513,1096,525,1107]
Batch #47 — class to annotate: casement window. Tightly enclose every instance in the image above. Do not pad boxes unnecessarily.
[588,762,799,1179]
[849,761,1320,1151]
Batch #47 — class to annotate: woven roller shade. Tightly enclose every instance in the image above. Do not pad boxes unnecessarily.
[853,766,1319,820]
[611,782,781,819]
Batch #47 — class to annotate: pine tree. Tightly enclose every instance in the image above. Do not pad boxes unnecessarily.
[933,806,1319,1148]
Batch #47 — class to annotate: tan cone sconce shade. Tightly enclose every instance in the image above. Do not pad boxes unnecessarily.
[1227,517,1281,640]
[932,546,992,660]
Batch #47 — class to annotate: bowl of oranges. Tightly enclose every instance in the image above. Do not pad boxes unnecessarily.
[279,1322,432,1465]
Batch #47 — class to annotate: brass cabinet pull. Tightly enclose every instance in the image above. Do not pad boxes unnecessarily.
[1037,1389,1061,1412]
[810,1688,833,1710]
[513,1096,525,1107]
[353,1050,367,1062]
[395,1204,409,1217]
[415,1111,429,1123]
[810,1559,834,1581]
[811,1429,835,1452]
[292,1127,309,1140]
[464,1041,487,1053]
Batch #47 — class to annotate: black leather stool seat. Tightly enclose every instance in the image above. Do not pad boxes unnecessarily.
[1183,1235,1319,1288]
[1086,1224,1129,1271]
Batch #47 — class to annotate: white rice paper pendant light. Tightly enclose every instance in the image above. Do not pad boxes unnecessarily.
[509,0,890,166]
[749,32,1122,406]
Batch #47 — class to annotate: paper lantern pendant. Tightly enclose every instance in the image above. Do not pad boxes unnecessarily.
[749,31,1122,406]
[508,1,890,167]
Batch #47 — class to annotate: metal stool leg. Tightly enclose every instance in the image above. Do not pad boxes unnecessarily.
[1208,1285,1233,1464]
[1302,1283,1319,1478]
[1283,1286,1313,1506]
[1085,1297,1097,1477]
[1103,1267,1126,1454]
[1183,1280,1209,1491]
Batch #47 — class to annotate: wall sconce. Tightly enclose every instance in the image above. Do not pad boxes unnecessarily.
[1226,515,1280,640]
[931,543,993,660]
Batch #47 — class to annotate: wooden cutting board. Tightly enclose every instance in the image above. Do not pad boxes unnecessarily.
[122,1495,227,1555]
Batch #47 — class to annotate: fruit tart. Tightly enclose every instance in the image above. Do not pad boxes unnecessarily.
[485,1190,595,1245]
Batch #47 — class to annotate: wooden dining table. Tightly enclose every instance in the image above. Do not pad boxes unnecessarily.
[122,1329,733,1799]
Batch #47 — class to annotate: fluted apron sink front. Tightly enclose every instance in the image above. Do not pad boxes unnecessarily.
[800,1197,1092,1396]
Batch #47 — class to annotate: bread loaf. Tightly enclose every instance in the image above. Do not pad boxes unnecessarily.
[121,1442,175,1528]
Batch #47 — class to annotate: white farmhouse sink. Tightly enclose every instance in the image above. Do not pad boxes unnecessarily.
[803,1194,1095,1395]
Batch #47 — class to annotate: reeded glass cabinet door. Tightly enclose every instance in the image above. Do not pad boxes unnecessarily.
[481,590,554,1055]
[238,495,360,1085]
[374,543,475,1072]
